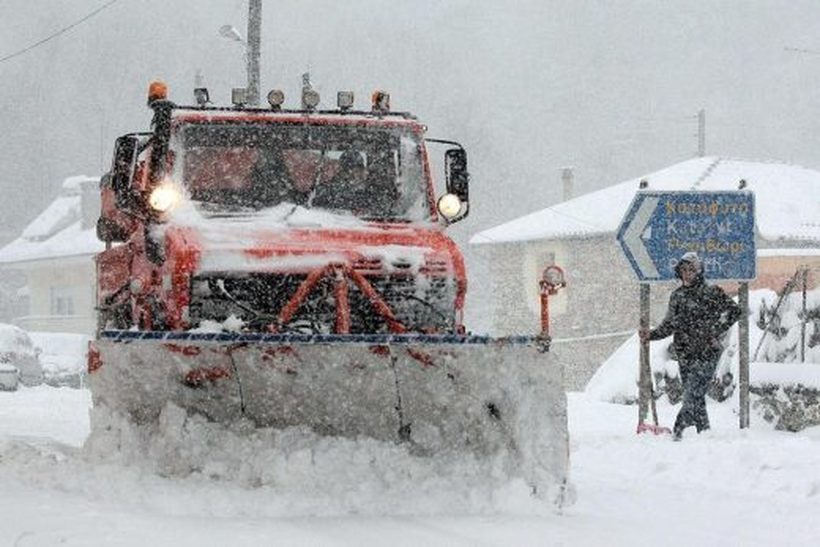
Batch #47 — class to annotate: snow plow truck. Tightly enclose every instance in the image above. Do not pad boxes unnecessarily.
[88,81,569,501]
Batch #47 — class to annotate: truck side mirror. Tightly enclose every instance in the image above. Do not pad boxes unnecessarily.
[111,135,141,209]
[445,148,469,203]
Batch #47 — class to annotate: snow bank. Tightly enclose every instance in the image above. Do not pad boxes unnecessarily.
[0,385,90,445]
[584,334,679,404]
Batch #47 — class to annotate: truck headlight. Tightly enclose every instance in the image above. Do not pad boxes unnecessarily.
[437,193,462,220]
[149,183,181,213]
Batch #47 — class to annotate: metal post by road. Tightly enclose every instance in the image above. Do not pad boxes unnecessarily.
[638,283,651,424]
[540,289,550,338]
[801,268,808,363]
[739,281,750,429]
[246,0,262,106]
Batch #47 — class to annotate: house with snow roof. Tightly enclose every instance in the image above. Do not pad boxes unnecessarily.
[0,175,103,334]
[470,157,820,384]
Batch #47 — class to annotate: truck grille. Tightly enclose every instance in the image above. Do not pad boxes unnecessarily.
[189,272,456,334]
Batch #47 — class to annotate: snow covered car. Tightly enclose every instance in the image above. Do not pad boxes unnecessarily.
[29,331,90,388]
[0,323,44,387]
[0,362,18,390]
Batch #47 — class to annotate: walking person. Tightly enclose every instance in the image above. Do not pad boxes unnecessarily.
[639,252,741,440]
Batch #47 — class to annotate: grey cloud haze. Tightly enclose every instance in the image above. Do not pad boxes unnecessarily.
[1,0,819,243]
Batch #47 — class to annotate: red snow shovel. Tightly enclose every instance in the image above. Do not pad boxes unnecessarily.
[636,391,672,435]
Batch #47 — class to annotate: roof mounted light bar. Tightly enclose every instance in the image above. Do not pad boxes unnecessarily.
[371,90,390,113]
[337,91,354,111]
[147,80,168,105]
[193,88,210,107]
[231,88,248,107]
[267,89,285,111]
[171,104,418,119]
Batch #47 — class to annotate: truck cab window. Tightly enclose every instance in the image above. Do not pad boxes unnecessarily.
[173,123,430,221]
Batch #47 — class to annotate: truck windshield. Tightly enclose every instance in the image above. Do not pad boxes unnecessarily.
[172,122,430,221]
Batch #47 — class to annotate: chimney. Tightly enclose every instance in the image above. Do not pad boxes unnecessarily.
[561,167,574,202]
[80,178,101,230]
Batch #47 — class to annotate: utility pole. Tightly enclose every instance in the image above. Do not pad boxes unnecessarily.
[247,0,262,106]
[698,108,706,157]
[784,46,820,56]
[561,167,574,202]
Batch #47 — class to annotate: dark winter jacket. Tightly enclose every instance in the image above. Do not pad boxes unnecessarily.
[649,276,741,361]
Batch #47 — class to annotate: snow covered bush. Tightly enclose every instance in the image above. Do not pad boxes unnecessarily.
[756,286,820,363]
[749,362,820,431]
[585,288,796,404]
[586,285,820,431]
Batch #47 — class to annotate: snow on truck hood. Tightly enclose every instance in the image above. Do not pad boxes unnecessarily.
[154,201,452,274]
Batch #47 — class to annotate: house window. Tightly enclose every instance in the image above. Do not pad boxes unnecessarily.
[49,286,75,316]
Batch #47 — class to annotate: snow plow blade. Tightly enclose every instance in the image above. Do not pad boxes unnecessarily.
[89,331,569,499]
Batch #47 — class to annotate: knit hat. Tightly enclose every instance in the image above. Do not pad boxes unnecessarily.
[674,251,703,278]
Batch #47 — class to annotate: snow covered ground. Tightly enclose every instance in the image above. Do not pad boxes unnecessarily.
[1,385,818,546]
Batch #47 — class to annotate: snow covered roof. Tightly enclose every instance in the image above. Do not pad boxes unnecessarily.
[470,157,820,245]
[0,175,103,265]
[20,196,80,241]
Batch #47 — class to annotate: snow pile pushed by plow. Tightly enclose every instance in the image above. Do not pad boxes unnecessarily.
[82,400,567,517]
[87,333,572,512]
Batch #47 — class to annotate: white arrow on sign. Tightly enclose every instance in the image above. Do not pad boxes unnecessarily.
[622,196,660,278]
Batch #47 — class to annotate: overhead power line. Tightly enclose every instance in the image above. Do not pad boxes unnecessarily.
[0,0,122,65]
[784,46,820,56]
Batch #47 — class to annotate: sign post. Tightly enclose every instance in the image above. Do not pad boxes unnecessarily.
[738,282,750,428]
[638,283,651,425]
[617,190,756,430]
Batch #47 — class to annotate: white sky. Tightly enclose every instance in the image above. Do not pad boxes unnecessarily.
[3,1,820,243]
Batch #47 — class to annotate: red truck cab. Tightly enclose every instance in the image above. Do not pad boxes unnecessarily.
[96,85,471,336]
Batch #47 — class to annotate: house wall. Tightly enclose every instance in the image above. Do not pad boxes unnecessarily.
[476,236,676,390]
[13,257,96,335]
[476,235,820,391]
[754,254,820,291]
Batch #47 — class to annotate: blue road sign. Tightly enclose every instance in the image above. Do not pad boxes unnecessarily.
[616,191,756,281]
